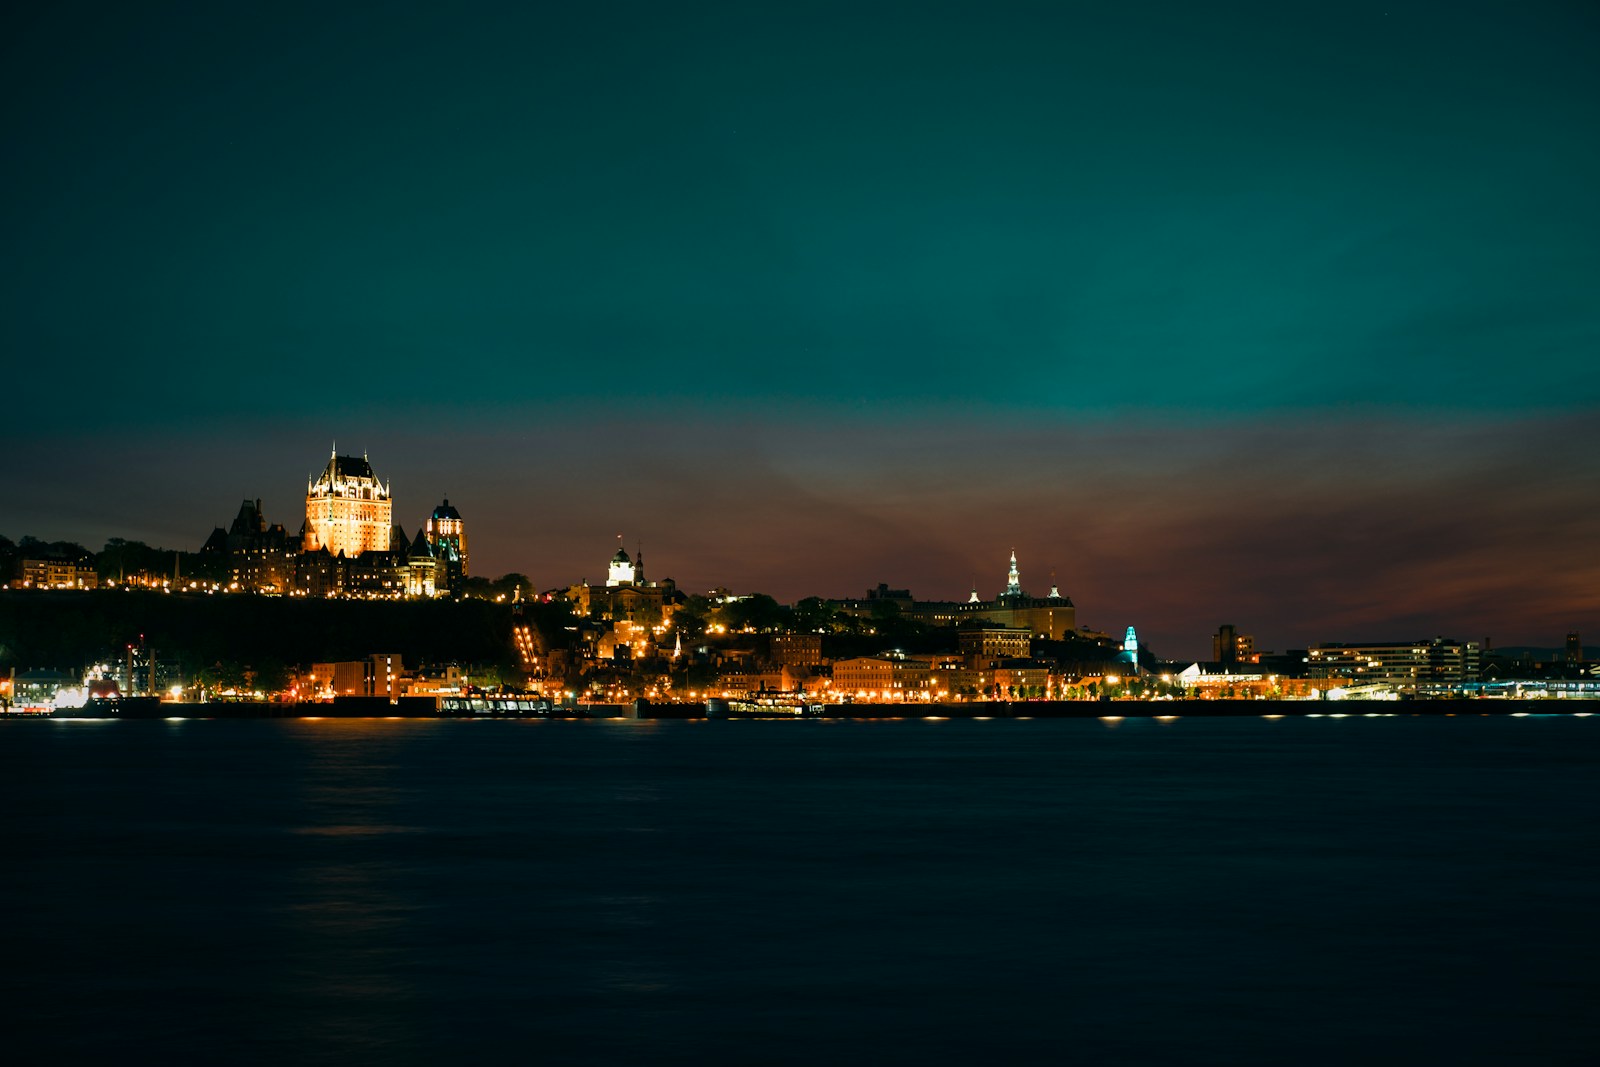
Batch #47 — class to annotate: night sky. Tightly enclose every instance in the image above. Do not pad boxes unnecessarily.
[4,1,1597,658]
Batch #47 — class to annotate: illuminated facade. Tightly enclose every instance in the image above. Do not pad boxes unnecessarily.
[1120,625,1142,670]
[958,627,1031,659]
[606,543,641,587]
[16,556,98,589]
[1213,624,1256,665]
[425,499,468,586]
[568,540,682,624]
[954,551,1076,640]
[833,654,935,698]
[1308,639,1481,686]
[304,451,392,558]
[307,654,404,701]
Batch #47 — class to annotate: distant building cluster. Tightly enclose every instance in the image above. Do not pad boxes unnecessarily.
[197,450,469,598]
[830,551,1076,639]
[3,444,1594,711]
[499,544,1098,704]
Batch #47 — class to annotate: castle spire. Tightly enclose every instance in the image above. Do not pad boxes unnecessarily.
[1005,549,1022,597]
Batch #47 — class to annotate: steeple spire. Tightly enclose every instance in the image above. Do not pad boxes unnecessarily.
[1005,549,1022,597]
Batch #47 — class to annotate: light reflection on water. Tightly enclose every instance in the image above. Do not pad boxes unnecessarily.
[1,717,1597,1065]
[275,730,426,1058]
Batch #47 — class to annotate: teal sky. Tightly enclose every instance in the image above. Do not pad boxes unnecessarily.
[3,2,1597,656]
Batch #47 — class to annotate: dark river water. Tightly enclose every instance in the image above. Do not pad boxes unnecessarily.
[2,716,1596,1065]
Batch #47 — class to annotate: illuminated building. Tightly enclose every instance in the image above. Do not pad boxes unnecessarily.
[958,628,1031,659]
[307,655,404,701]
[200,498,293,593]
[303,450,393,558]
[606,542,640,587]
[1213,624,1256,665]
[1120,625,1140,667]
[833,654,935,699]
[569,538,682,623]
[403,529,442,597]
[954,551,1076,640]
[1308,639,1481,687]
[16,555,98,589]
[771,634,824,668]
[425,499,468,587]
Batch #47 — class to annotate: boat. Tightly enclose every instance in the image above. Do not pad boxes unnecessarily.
[50,695,161,719]
[718,692,826,718]
[436,694,557,717]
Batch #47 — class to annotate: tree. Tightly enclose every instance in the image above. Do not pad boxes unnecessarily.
[791,597,835,632]
[630,599,663,629]
[718,593,790,633]
[254,658,291,696]
[491,573,533,600]
[869,599,902,623]
[672,601,708,639]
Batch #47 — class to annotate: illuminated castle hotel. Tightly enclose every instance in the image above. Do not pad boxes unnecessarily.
[199,449,469,598]
[304,451,393,557]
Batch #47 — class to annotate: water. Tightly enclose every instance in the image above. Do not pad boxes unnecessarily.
[3,716,1596,1064]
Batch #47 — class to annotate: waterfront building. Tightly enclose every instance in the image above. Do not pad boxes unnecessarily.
[9,670,82,711]
[1172,663,1342,699]
[833,653,936,700]
[1307,638,1481,687]
[306,654,405,700]
[303,450,393,558]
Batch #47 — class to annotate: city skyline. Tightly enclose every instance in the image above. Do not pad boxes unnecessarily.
[4,422,1593,662]
[4,2,1597,659]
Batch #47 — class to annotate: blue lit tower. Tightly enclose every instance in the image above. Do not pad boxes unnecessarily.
[1120,625,1141,670]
